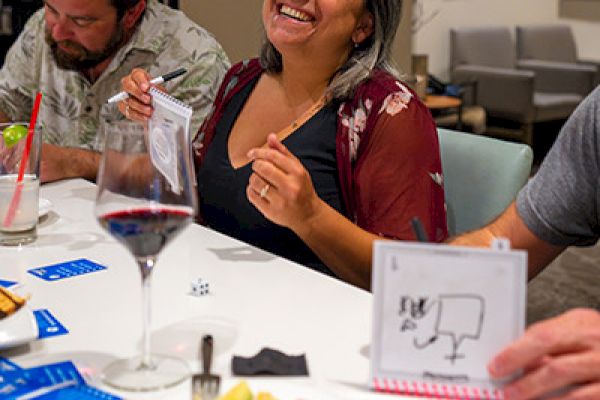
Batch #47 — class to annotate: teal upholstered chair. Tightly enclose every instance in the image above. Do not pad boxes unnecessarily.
[437,128,533,236]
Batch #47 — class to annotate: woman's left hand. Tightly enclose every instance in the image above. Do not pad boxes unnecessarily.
[246,133,323,231]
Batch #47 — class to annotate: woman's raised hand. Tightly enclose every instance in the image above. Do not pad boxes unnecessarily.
[246,133,324,231]
[118,68,162,122]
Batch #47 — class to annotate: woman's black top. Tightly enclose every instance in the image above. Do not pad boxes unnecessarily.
[197,76,345,276]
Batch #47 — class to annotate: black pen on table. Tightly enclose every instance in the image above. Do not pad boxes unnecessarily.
[106,68,187,104]
[410,217,429,242]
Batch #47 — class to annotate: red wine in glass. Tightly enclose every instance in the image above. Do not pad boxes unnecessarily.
[99,207,193,258]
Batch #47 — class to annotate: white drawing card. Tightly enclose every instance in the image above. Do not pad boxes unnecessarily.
[370,241,527,396]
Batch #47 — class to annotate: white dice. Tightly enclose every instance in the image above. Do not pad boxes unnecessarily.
[191,278,209,296]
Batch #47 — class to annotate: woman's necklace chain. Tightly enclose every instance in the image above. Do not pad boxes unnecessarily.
[289,94,328,130]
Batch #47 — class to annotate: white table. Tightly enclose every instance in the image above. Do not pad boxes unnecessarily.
[0,179,405,399]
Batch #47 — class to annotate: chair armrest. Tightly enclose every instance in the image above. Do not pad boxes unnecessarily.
[577,59,600,86]
[453,65,535,121]
[578,58,600,69]
[517,59,596,95]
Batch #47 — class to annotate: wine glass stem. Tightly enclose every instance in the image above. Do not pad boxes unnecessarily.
[138,257,156,370]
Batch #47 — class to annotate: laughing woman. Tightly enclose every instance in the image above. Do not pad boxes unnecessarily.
[119,0,447,290]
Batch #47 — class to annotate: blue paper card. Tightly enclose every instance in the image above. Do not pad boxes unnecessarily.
[36,384,122,399]
[0,361,84,398]
[28,259,107,282]
[22,361,85,386]
[34,309,69,339]
[0,279,18,288]
[0,357,22,371]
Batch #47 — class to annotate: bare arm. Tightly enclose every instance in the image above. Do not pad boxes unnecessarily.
[292,198,379,290]
[0,110,100,182]
[0,110,9,123]
[247,134,376,289]
[40,144,101,183]
[450,201,565,279]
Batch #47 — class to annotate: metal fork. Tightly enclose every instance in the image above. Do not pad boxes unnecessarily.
[192,334,221,400]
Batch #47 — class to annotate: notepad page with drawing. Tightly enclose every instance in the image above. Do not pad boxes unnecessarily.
[370,242,527,400]
[148,88,193,194]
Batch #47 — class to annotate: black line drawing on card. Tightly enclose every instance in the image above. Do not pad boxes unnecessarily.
[398,295,437,333]
[412,294,485,364]
[396,256,437,330]
[399,296,431,320]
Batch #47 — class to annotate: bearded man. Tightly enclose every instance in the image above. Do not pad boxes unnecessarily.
[0,0,229,182]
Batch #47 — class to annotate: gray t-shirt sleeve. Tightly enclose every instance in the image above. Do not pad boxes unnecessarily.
[516,86,600,247]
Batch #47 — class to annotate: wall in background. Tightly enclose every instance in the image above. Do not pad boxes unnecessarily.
[568,19,600,63]
[560,0,600,21]
[393,0,414,75]
[180,0,413,74]
[413,0,600,79]
[180,0,263,64]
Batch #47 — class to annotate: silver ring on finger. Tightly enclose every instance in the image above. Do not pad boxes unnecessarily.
[259,184,270,199]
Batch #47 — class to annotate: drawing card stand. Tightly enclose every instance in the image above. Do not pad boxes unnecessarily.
[370,241,527,399]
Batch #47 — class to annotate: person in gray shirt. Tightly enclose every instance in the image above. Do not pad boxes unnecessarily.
[452,86,600,399]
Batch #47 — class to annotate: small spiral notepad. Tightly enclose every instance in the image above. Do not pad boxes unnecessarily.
[370,241,527,400]
[148,88,193,193]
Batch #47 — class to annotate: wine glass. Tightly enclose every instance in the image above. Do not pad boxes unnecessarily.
[95,120,197,391]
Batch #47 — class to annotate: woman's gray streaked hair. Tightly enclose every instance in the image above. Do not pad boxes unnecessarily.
[259,0,403,101]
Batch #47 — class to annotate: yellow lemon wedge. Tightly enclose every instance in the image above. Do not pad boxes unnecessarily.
[218,381,253,400]
[2,124,28,148]
[256,392,278,400]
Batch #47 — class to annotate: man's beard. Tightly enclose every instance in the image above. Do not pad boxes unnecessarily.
[45,25,125,71]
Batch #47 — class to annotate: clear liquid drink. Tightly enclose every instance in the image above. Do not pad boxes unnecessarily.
[0,174,40,231]
[0,122,42,245]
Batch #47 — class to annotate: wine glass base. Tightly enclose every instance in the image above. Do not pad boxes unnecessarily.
[102,354,190,392]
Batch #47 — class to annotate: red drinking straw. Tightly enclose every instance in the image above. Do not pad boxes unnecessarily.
[3,92,43,228]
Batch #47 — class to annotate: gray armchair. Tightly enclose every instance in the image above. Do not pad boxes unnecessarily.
[450,27,582,145]
[516,24,597,96]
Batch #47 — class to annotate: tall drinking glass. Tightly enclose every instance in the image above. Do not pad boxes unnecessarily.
[95,120,197,391]
[0,122,42,246]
